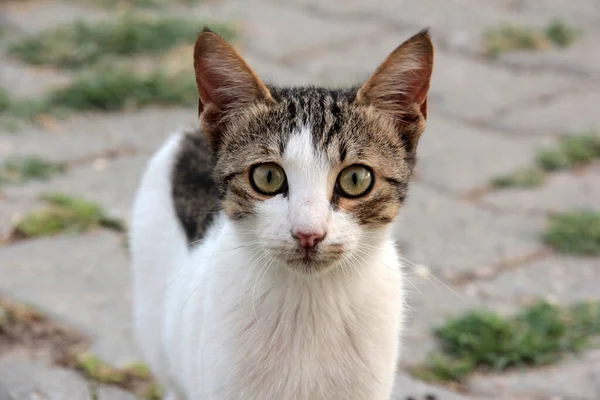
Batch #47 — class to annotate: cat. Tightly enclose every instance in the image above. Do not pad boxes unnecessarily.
[130,27,433,400]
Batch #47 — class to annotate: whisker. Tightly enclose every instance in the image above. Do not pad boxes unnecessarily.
[251,251,274,320]
[239,247,267,306]
[339,258,350,286]
[346,252,364,284]
[353,244,456,302]
[181,267,203,314]
[241,247,268,291]
[255,254,277,311]
[404,276,424,297]
[397,255,463,300]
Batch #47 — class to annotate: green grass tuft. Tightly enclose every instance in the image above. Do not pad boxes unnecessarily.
[0,156,66,184]
[545,20,580,47]
[491,167,546,188]
[485,25,544,58]
[9,16,236,69]
[536,133,600,171]
[46,68,197,112]
[0,88,55,131]
[491,131,600,190]
[12,193,124,239]
[485,20,580,58]
[6,99,51,119]
[543,209,600,255]
[568,301,600,334]
[3,16,234,123]
[412,300,600,383]
[142,383,164,400]
[410,353,474,384]
[0,88,10,114]
[125,362,152,380]
[0,306,6,328]
[74,353,161,398]
[2,67,199,126]
[536,148,571,171]
[75,353,127,384]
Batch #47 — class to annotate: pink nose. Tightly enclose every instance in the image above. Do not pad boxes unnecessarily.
[293,230,326,249]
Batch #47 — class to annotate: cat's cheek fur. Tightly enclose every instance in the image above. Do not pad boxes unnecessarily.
[253,195,292,245]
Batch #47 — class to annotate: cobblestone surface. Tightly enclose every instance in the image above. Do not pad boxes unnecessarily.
[0,0,599,398]
[482,164,600,214]
[467,350,600,400]
[0,362,91,400]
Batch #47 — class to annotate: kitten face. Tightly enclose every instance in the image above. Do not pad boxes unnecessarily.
[191,28,433,273]
[209,87,415,273]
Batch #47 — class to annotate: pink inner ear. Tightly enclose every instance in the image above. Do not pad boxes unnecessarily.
[388,53,432,112]
[367,62,432,121]
[194,62,221,111]
[420,97,428,119]
[408,57,432,107]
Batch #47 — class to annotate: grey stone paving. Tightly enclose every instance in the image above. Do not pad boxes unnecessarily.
[482,164,600,214]
[467,350,600,400]
[0,232,138,365]
[96,386,138,400]
[0,362,91,400]
[0,59,72,99]
[3,155,152,221]
[0,108,197,162]
[1,0,599,398]
[393,373,483,400]
[0,384,12,400]
[415,118,551,193]
[395,183,547,281]
[473,255,600,305]
[489,89,600,136]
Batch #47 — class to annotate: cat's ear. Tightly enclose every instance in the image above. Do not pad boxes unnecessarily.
[355,29,433,125]
[193,28,273,147]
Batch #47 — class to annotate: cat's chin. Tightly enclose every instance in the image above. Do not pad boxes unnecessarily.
[282,253,342,275]
[285,259,333,275]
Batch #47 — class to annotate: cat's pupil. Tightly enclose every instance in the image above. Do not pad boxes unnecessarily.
[267,170,272,183]
[352,172,358,186]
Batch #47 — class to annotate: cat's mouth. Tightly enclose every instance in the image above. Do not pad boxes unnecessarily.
[280,244,345,273]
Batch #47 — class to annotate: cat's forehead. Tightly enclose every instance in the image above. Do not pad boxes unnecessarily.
[220,85,400,159]
[266,85,360,152]
[268,85,358,108]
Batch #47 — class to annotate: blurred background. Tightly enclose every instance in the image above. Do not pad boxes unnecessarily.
[0,0,599,399]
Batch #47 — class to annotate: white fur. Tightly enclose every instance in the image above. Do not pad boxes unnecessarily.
[130,128,405,400]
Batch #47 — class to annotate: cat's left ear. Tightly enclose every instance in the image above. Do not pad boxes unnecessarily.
[355,29,433,144]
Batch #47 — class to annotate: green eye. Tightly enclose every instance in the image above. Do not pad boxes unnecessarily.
[337,165,373,198]
[251,163,287,195]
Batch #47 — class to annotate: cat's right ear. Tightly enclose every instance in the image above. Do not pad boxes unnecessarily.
[193,28,274,148]
[356,29,433,120]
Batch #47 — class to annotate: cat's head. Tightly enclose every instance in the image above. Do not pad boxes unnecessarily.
[193,28,433,274]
